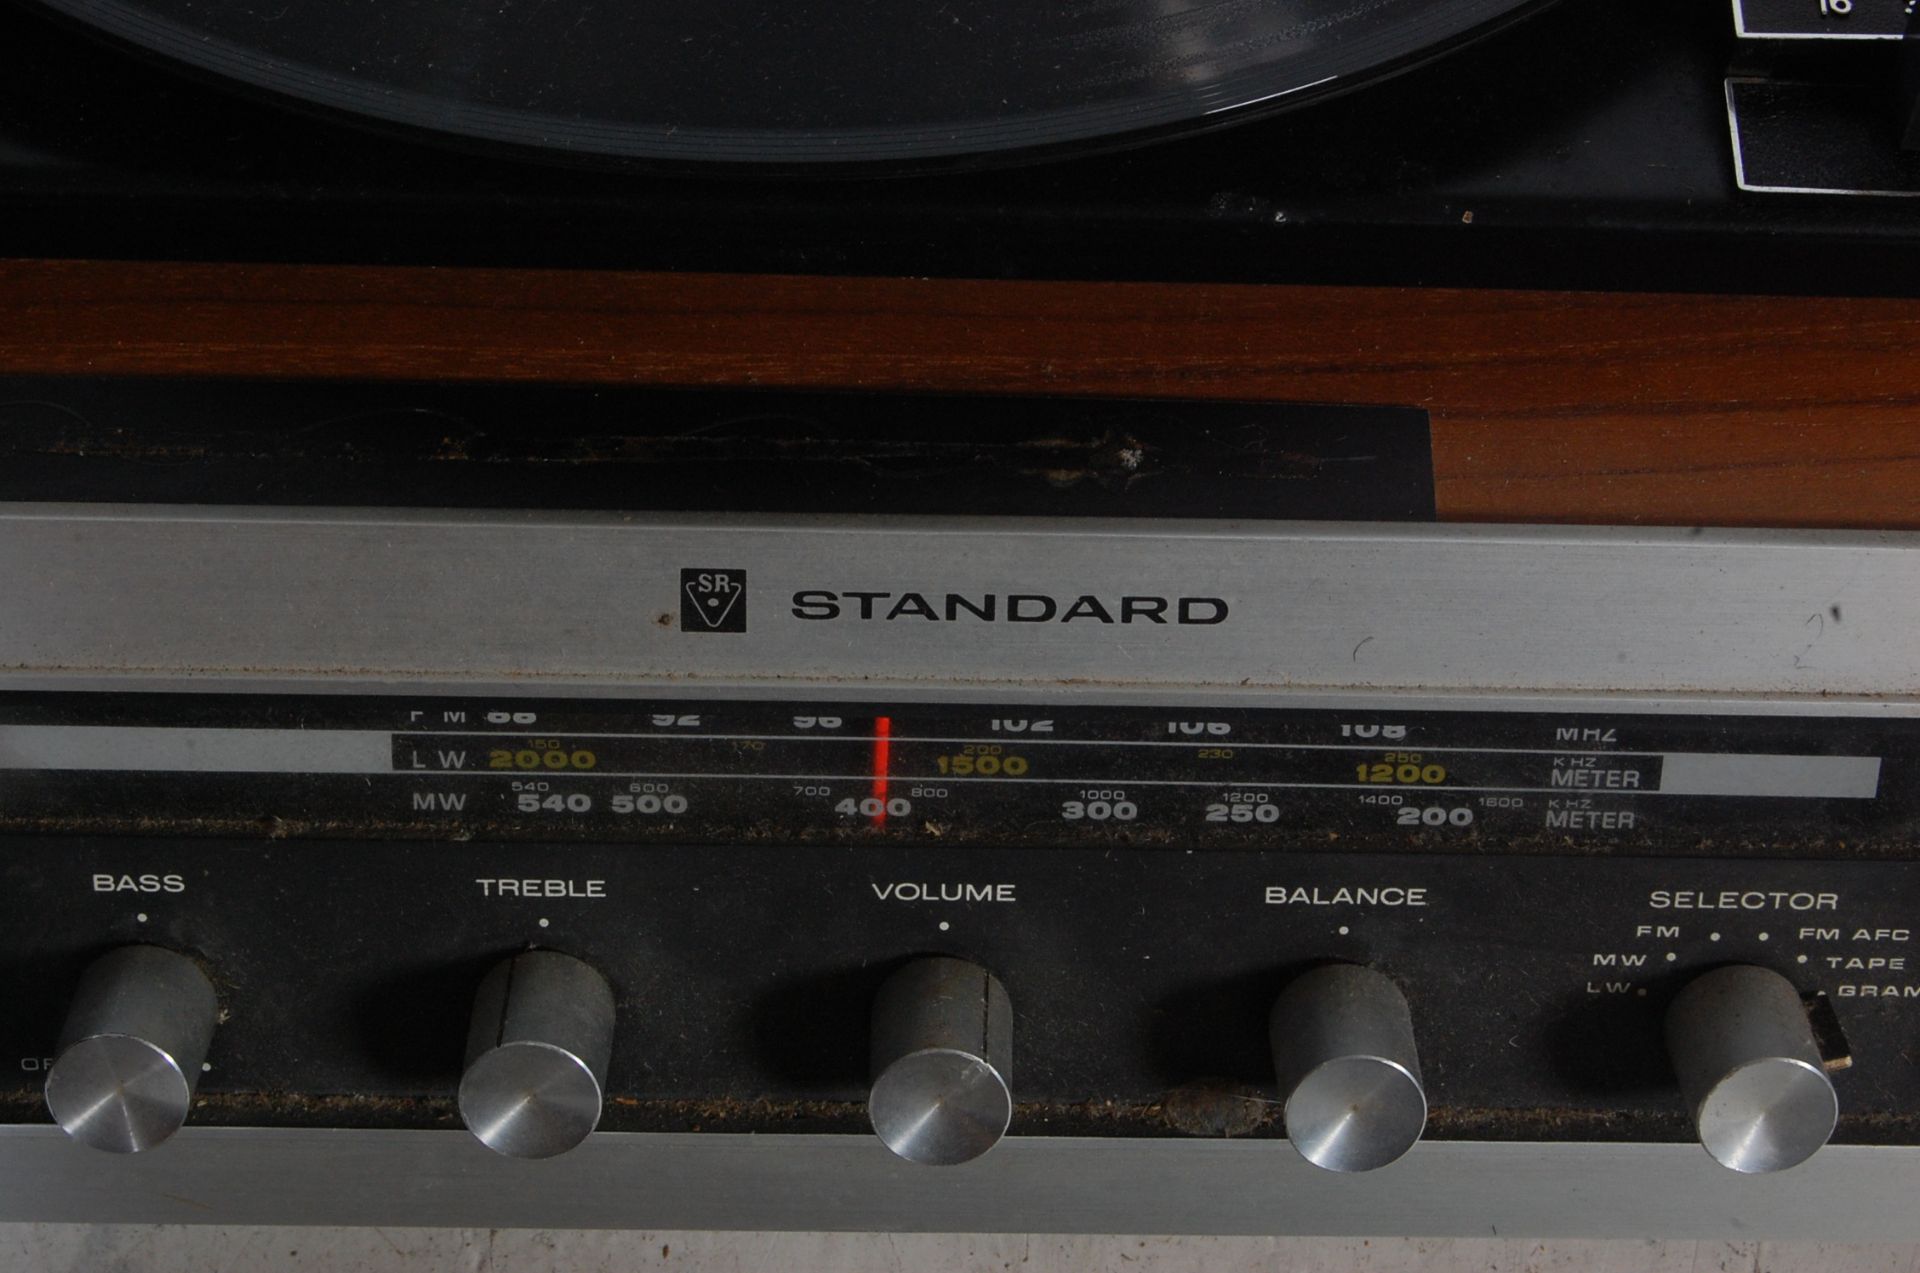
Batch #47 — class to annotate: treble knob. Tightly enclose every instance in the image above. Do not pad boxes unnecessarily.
[44,945,220,1153]
[1269,964,1427,1173]
[459,950,617,1159]
[1664,964,1837,1173]
[868,956,1013,1166]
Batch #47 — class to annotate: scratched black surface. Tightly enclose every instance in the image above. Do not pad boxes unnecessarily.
[0,379,1434,521]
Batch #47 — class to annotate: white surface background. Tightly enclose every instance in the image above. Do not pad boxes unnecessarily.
[2,1232,1916,1272]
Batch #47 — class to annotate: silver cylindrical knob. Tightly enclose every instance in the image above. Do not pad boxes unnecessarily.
[868,956,1013,1166]
[1665,964,1837,1174]
[44,946,219,1154]
[1270,964,1427,1173]
[459,950,616,1160]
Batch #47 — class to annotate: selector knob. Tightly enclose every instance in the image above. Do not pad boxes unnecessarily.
[44,945,219,1154]
[459,950,616,1159]
[1269,964,1427,1173]
[1664,964,1837,1174]
[868,956,1013,1166]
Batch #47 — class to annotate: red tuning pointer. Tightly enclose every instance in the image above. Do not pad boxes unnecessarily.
[870,716,892,825]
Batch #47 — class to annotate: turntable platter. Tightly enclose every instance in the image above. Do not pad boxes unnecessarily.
[29,0,1548,164]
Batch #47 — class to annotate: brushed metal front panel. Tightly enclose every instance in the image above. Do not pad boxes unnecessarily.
[1,507,1915,694]
[2,1128,1919,1239]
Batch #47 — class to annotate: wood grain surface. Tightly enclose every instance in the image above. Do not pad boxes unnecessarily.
[3,258,1917,528]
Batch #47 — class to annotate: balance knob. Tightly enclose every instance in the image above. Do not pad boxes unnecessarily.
[1665,965,1837,1173]
[44,946,219,1153]
[459,951,616,1159]
[1269,964,1427,1173]
[868,956,1012,1166]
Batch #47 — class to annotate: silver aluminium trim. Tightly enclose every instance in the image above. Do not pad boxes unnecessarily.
[1,1127,1919,1238]
[2,506,1916,696]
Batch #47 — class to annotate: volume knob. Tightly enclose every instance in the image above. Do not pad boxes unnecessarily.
[1664,964,1837,1173]
[44,946,219,1154]
[459,951,616,1159]
[1269,964,1427,1173]
[868,956,1013,1166]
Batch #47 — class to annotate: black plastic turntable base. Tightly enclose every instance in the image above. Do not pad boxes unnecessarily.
[0,0,1916,295]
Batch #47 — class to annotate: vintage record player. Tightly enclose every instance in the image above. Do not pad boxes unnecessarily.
[0,0,1918,1244]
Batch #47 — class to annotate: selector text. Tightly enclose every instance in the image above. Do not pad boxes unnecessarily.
[1649,889,1838,911]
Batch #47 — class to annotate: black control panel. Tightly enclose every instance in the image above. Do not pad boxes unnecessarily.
[4,839,1917,1143]
[3,692,1916,1150]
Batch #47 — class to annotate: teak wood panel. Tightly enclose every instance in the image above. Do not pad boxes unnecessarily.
[2,259,1916,528]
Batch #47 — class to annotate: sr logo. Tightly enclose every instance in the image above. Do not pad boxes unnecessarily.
[680,568,747,633]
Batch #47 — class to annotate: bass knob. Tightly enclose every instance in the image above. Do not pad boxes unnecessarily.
[44,945,219,1153]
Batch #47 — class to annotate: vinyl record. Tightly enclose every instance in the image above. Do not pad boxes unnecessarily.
[29,0,1550,165]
